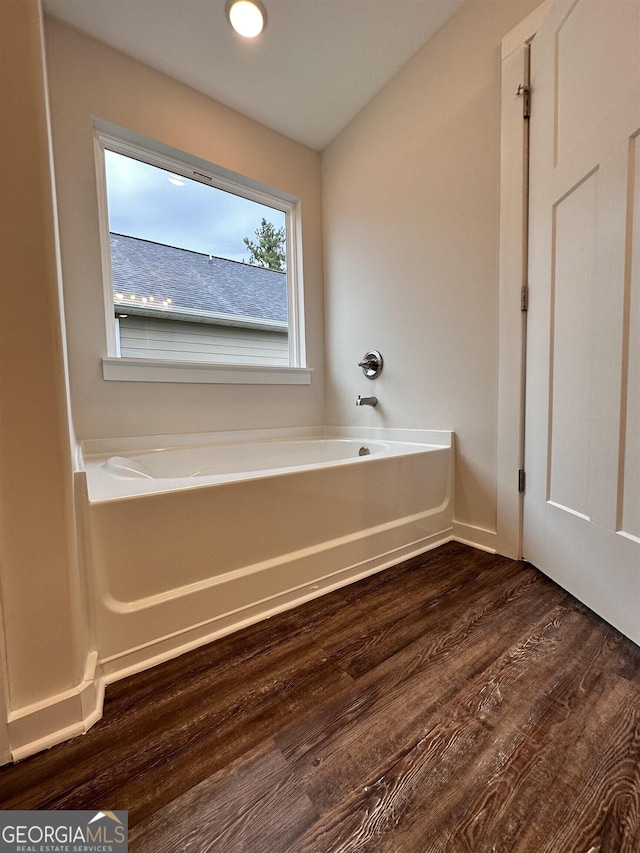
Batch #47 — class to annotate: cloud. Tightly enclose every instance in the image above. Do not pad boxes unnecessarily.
[104,150,285,262]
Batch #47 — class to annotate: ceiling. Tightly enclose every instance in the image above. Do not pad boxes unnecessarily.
[42,0,465,151]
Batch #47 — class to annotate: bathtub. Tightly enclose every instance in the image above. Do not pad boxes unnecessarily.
[78,427,453,680]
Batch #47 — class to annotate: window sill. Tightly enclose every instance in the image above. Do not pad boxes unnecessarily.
[102,357,312,385]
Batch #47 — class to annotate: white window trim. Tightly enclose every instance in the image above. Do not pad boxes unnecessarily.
[102,357,312,385]
[93,119,308,383]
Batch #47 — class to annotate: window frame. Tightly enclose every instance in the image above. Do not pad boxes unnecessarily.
[93,120,310,385]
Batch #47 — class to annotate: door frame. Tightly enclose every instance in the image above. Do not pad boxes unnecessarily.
[496,1,551,559]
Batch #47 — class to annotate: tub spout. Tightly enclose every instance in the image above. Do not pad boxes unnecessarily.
[356,395,378,407]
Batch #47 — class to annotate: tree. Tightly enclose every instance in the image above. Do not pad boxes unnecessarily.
[243,218,286,271]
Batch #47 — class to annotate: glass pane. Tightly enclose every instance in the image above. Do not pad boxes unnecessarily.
[104,149,289,364]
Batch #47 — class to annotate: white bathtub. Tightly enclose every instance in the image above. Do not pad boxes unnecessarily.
[79,427,454,680]
[87,437,401,500]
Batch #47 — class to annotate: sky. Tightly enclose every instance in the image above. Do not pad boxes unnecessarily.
[104,149,286,263]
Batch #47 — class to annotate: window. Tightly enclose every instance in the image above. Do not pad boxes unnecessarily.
[94,122,308,384]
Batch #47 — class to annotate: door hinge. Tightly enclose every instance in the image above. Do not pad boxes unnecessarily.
[518,469,526,493]
[517,83,531,119]
[521,283,529,312]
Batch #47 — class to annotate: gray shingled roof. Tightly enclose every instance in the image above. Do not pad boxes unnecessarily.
[110,233,287,323]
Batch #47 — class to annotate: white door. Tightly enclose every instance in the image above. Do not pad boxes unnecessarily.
[524,0,640,644]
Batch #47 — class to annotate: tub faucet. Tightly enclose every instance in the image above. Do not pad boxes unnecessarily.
[356,395,378,407]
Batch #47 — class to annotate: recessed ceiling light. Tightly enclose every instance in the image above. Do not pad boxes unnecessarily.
[225,0,267,39]
[168,176,186,186]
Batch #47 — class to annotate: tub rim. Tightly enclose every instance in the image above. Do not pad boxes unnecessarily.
[79,427,453,504]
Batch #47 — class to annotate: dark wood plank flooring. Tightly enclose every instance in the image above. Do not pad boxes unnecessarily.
[1,542,639,851]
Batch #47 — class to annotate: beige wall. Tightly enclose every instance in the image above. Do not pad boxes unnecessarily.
[44,18,325,440]
[0,0,87,710]
[322,0,539,534]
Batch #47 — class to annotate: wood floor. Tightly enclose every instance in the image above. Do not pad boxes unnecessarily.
[1,542,639,851]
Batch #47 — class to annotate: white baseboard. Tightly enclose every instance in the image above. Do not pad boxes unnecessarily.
[452,521,497,553]
[8,652,104,762]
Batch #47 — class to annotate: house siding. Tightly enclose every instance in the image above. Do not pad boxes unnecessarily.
[119,316,289,365]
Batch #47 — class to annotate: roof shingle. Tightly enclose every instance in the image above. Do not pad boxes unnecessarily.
[110,233,288,323]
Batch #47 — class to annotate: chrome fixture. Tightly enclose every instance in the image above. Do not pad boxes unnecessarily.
[358,350,383,379]
[359,446,371,456]
[356,395,378,407]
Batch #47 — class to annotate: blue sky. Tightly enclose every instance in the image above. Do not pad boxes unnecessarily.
[104,149,285,263]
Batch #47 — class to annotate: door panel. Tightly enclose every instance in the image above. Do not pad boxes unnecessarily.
[549,169,597,516]
[622,134,640,540]
[524,0,640,644]
[555,0,638,165]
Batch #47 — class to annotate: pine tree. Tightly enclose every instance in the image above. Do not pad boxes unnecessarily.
[243,219,286,271]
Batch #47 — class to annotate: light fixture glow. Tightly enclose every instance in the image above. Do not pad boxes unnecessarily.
[168,176,185,186]
[225,0,266,38]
